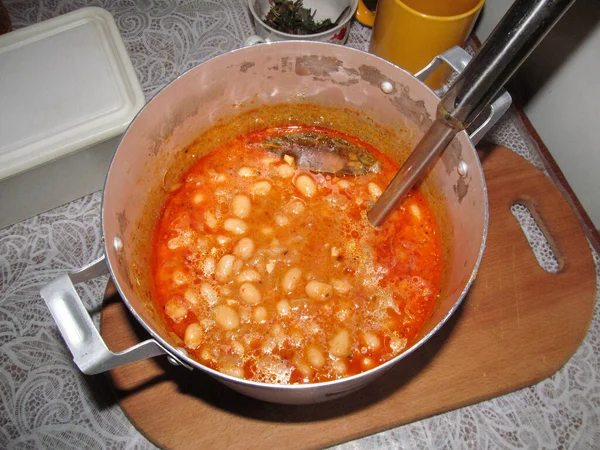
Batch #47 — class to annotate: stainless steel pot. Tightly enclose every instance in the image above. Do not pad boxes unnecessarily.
[41,41,509,404]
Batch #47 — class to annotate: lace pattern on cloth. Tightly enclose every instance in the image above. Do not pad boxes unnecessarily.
[2,1,598,449]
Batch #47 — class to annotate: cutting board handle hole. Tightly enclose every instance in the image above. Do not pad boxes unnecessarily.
[511,203,560,273]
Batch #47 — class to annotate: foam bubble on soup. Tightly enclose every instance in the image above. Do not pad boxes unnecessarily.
[152,125,442,384]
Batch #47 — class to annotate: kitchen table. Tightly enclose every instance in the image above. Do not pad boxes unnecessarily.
[1,1,598,449]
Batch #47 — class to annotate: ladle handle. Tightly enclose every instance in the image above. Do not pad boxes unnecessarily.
[369,0,576,227]
[441,0,576,128]
[414,46,512,145]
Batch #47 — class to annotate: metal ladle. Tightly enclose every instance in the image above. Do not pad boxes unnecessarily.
[368,0,576,227]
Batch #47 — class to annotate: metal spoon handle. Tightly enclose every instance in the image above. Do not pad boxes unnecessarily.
[368,0,576,227]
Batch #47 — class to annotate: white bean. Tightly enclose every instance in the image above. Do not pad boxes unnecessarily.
[216,235,230,246]
[306,345,326,369]
[236,268,261,283]
[200,282,219,306]
[336,306,351,322]
[200,318,215,330]
[294,358,313,378]
[204,211,218,229]
[238,166,257,177]
[200,347,213,361]
[362,331,381,351]
[305,280,333,301]
[231,340,245,356]
[172,271,187,285]
[223,218,248,235]
[390,336,408,354]
[281,268,302,293]
[232,194,251,219]
[287,199,305,215]
[276,299,291,316]
[283,154,295,166]
[290,298,308,311]
[221,366,244,378]
[194,238,208,253]
[250,180,272,196]
[167,232,191,250]
[271,324,285,340]
[274,214,289,227]
[165,299,187,322]
[253,306,268,323]
[368,182,383,199]
[410,203,422,220]
[261,227,274,236]
[239,283,262,305]
[233,237,255,260]
[336,180,351,190]
[306,321,320,335]
[239,307,252,323]
[192,192,204,204]
[276,164,295,178]
[215,254,236,283]
[214,305,240,330]
[332,278,352,294]
[288,330,303,347]
[329,329,351,357]
[331,359,347,374]
[184,323,203,349]
[294,174,317,197]
[184,289,200,306]
[203,257,215,277]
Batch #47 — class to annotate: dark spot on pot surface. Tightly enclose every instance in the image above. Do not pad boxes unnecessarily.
[116,251,132,289]
[343,67,359,77]
[390,90,432,130]
[441,140,464,176]
[240,61,255,73]
[295,55,343,77]
[358,65,396,94]
[117,210,128,235]
[332,78,360,87]
[453,176,469,202]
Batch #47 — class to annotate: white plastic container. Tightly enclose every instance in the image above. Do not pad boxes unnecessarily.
[0,7,145,228]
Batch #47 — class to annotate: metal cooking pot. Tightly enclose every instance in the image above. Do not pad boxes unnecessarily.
[41,41,509,404]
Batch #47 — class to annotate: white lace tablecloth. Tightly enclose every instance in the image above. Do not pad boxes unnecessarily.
[1,1,598,449]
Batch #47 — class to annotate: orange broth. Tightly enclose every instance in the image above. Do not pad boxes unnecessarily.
[151,126,442,384]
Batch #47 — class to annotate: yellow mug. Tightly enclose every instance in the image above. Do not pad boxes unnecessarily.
[356,0,485,89]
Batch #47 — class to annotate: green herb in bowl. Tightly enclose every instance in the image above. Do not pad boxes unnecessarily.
[264,0,341,35]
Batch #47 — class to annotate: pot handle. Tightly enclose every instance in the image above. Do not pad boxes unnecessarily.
[40,255,168,375]
[415,46,512,145]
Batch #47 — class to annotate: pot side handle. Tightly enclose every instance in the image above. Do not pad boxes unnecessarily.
[415,46,512,146]
[40,255,168,375]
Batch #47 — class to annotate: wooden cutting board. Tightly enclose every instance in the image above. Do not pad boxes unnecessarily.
[100,146,597,450]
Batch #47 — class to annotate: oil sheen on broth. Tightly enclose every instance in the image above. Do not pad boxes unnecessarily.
[152,125,442,384]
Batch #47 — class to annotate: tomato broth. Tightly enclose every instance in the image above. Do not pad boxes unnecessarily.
[151,125,442,384]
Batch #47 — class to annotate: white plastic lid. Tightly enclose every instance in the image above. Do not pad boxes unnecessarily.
[0,7,145,180]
